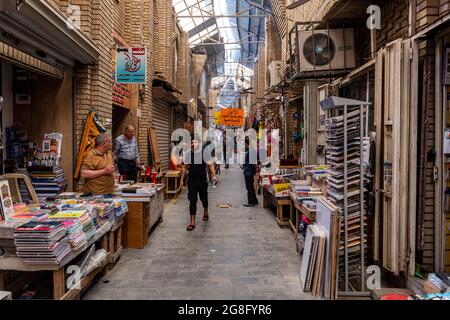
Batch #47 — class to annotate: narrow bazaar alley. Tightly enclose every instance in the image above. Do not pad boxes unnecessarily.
[83,167,312,300]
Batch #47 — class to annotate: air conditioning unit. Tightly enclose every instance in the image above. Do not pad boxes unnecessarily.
[267,61,283,88]
[297,28,355,73]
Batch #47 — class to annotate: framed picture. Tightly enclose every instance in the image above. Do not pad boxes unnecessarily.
[42,138,51,152]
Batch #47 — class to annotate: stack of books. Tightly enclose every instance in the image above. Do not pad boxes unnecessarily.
[14,220,71,264]
[49,210,97,249]
[27,166,68,201]
[291,185,322,198]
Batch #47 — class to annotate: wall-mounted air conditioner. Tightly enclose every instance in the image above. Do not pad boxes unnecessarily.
[297,28,356,73]
[267,61,283,88]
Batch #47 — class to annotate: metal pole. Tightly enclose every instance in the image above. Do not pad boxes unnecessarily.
[366,72,370,137]
[344,105,349,291]
[360,105,365,291]
[281,88,288,159]
[194,41,265,45]
[177,15,266,18]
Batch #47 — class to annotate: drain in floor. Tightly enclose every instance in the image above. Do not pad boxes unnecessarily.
[216,204,232,208]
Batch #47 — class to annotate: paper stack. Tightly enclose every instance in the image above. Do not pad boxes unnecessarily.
[49,210,97,247]
[27,165,68,201]
[14,220,71,264]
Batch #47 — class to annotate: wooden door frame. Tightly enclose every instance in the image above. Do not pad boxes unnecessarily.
[434,29,450,273]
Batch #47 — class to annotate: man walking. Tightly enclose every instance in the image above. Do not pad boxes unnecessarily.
[114,125,141,182]
[180,135,217,231]
[243,137,258,207]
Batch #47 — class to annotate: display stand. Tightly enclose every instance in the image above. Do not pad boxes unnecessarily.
[263,188,290,227]
[289,192,317,233]
[116,183,164,249]
[107,218,123,267]
[320,96,370,297]
[0,223,111,300]
[165,170,182,197]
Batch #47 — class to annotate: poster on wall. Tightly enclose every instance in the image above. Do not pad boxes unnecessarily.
[115,47,147,84]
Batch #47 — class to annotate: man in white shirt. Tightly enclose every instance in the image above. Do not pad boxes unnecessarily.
[114,125,141,182]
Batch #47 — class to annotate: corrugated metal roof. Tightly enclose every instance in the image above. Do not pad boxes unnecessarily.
[174,0,271,109]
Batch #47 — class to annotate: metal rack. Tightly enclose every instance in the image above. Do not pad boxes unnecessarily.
[320,96,371,297]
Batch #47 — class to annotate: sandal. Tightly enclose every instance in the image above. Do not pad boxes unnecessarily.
[186,224,196,231]
[202,214,209,222]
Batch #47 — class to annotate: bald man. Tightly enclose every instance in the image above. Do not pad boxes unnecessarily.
[114,125,141,182]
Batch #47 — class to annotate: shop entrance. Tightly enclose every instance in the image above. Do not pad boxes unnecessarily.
[112,105,132,142]
[0,60,74,192]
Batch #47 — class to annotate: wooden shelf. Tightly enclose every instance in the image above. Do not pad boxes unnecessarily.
[0,222,111,272]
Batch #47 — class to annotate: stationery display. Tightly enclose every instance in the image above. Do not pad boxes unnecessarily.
[324,106,367,295]
[0,196,128,265]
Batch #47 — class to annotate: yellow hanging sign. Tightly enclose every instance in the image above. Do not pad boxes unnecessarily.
[214,112,221,124]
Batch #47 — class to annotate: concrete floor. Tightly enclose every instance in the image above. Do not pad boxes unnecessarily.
[83,167,313,300]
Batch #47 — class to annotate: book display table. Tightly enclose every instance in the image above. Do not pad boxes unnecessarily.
[108,218,123,267]
[263,188,290,227]
[114,183,164,249]
[164,170,182,198]
[289,192,317,234]
[0,222,111,300]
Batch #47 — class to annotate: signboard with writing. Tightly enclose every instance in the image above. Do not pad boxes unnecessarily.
[273,183,291,197]
[112,83,132,108]
[115,47,147,84]
[219,108,244,127]
[112,49,132,108]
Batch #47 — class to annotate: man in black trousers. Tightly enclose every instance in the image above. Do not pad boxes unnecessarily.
[180,135,217,231]
[243,137,258,207]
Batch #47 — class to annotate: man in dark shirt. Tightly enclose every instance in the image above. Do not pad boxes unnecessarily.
[243,137,258,207]
[180,135,217,231]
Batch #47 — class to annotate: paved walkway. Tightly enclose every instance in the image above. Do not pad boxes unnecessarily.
[83,167,313,300]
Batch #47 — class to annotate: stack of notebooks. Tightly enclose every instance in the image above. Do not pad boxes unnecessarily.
[49,210,97,249]
[90,203,116,227]
[11,204,51,221]
[27,165,68,201]
[324,109,367,288]
[291,185,323,198]
[14,220,71,264]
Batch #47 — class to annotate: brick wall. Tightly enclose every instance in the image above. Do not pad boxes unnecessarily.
[377,0,410,50]
[153,0,175,85]
[177,31,191,104]
[47,0,153,170]
[256,43,266,100]
[265,15,282,67]
[417,0,441,31]
[441,0,450,14]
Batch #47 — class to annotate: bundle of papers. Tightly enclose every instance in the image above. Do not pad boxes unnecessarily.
[49,210,97,248]
[14,220,71,264]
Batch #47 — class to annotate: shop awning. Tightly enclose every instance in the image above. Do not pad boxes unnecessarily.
[0,0,99,67]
